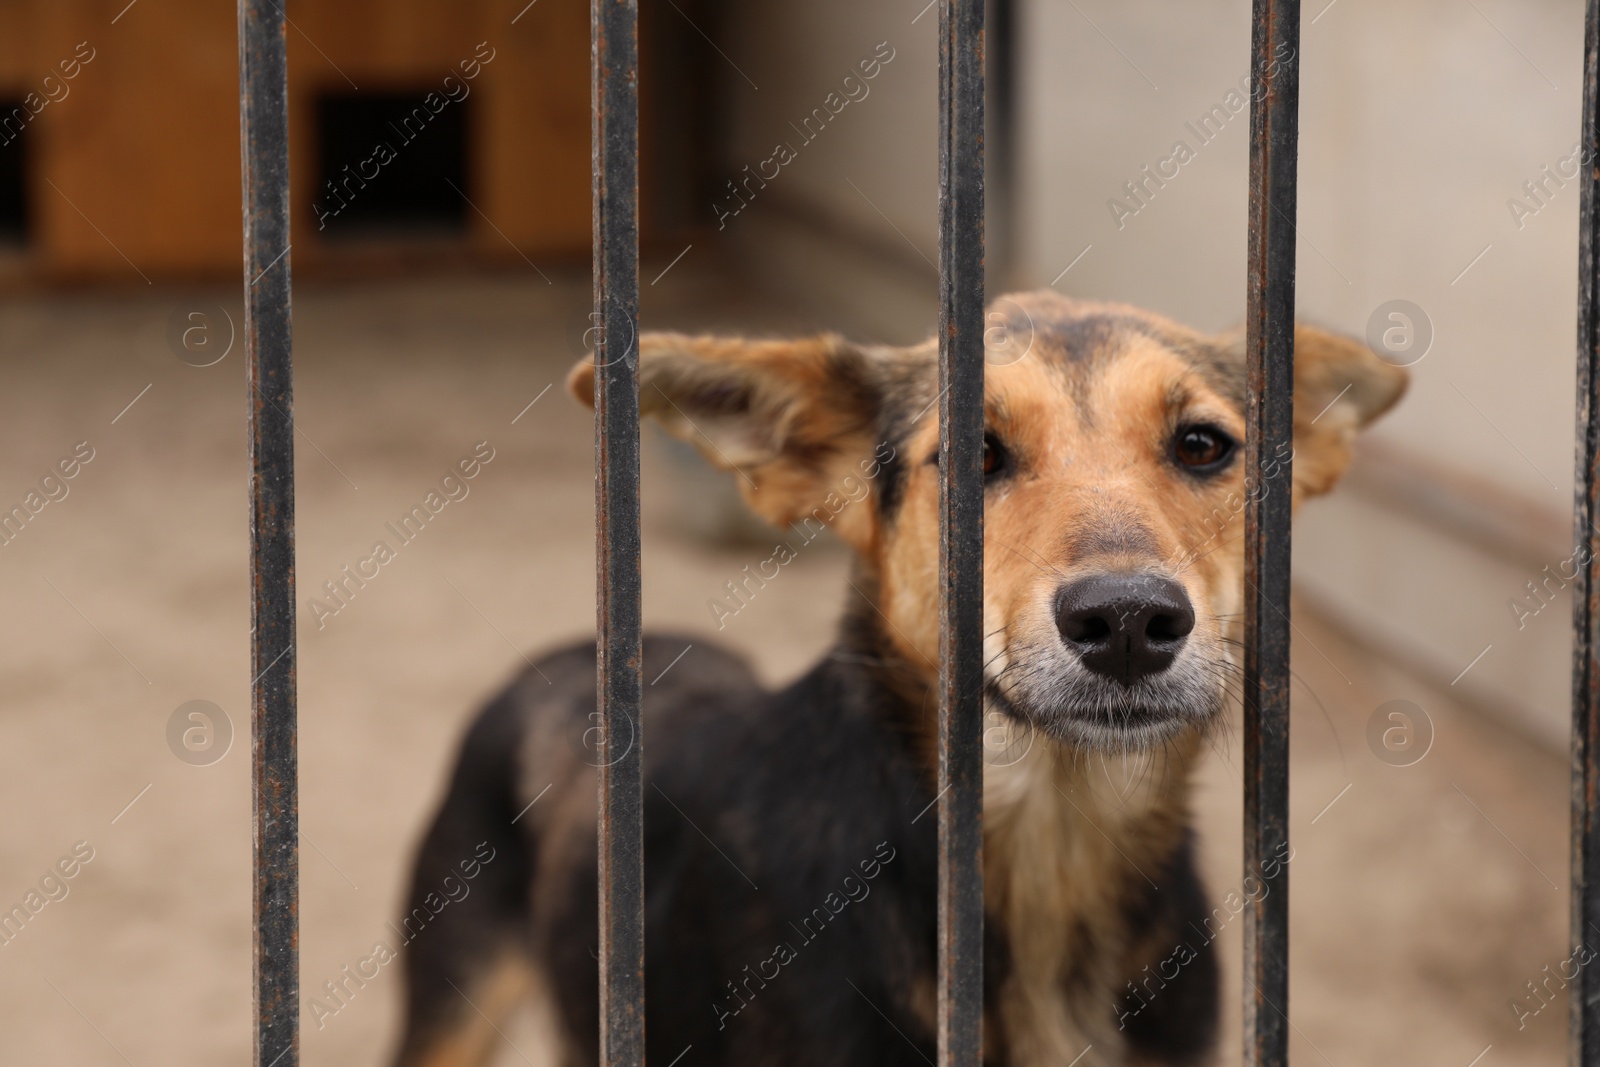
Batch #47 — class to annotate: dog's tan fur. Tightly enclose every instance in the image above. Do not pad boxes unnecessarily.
[552,292,1405,1065]
[400,954,544,1067]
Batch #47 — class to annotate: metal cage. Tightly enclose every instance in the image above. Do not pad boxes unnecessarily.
[233,0,1600,1063]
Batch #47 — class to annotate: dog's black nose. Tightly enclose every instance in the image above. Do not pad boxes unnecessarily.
[1055,574,1195,685]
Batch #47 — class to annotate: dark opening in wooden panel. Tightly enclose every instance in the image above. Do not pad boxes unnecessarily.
[314,91,468,238]
[0,101,31,243]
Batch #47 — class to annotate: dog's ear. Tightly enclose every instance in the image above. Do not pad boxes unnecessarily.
[566,332,909,546]
[1290,324,1408,500]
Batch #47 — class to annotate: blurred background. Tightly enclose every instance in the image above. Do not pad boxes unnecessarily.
[0,0,1577,1063]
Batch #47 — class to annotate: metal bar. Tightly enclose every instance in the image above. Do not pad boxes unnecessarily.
[1242,1,1299,1064]
[238,2,298,1066]
[936,1,985,1064]
[591,0,644,1064]
[1573,2,1600,1063]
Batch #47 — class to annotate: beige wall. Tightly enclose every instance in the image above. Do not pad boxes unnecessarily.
[1016,0,1579,485]
[722,0,939,276]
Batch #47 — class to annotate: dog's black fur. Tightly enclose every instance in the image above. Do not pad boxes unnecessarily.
[396,625,1216,1067]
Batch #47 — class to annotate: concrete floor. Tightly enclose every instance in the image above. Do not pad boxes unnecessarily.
[0,267,1566,1066]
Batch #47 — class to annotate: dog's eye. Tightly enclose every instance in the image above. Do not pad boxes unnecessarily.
[983,433,1008,479]
[1173,424,1235,472]
[926,433,1009,479]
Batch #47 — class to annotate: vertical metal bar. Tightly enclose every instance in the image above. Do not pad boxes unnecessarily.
[238,2,298,1066]
[592,0,644,1064]
[937,1,985,1064]
[1242,2,1298,1065]
[1573,3,1600,1064]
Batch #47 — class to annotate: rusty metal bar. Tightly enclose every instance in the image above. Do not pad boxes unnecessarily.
[1573,2,1600,1063]
[936,0,985,1064]
[238,2,298,1066]
[1242,1,1299,1064]
[591,0,644,1064]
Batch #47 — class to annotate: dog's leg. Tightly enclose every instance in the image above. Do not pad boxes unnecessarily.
[392,951,537,1067]
[391,694,553,1067]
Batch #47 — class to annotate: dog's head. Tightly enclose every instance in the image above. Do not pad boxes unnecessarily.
[567,292,1405,750]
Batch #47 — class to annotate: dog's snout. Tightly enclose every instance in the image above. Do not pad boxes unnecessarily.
[1055,574,1195,686]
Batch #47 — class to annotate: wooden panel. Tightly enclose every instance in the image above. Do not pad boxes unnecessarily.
[478,0,591,257]
[289,0,591,261]
[0,1,49,84]
[30,0,240,278]
[288,0,495,257]
[0,0,598,278]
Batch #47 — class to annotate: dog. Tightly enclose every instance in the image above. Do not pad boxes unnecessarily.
[389,292,1406,1067]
